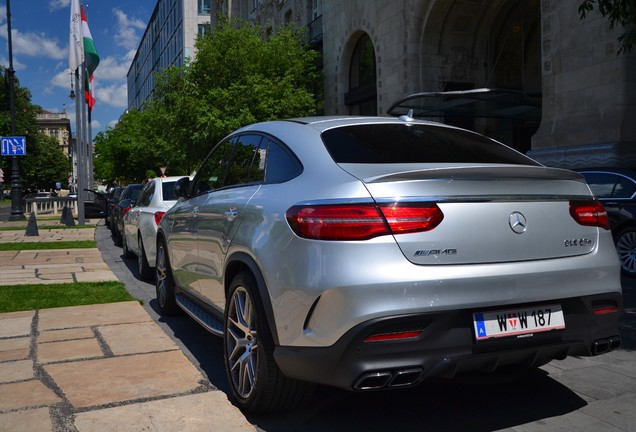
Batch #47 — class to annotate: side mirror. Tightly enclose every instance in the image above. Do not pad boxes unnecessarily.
[174,176,191,199]
[119,198,135,209]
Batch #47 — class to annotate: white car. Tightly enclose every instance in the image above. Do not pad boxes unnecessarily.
[123,176,188,280]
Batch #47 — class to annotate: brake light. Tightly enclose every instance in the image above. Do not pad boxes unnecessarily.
[569,200,610,230]
[122,206,132,217]
[154,211,166,226]
[286,203,443,240]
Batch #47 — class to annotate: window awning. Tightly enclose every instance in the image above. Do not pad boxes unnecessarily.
[387,88,541,122]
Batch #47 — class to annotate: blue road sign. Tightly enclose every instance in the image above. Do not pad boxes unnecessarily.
[1,136,26,156]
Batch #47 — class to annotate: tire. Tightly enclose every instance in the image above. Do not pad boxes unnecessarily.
[155,238,179,315]
[224,271,311,413]
[615,227,636,277]
[138,235,154,281]
[122,232,133,258]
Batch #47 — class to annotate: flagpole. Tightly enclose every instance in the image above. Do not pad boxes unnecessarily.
[75,68,86,225]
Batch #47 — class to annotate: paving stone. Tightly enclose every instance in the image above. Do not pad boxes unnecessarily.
[548,365,636,400]
[0,313,33,338]
[0,348,29,362]
[0,380,61,412]
[74,270,119,282]
[74,392,253,432]
[38,327,94,343]
[0,359,34,383]
[0,336,30,352]
[38,338,103,364]
[38,301,150,331]
[0,407,53,432]
[99,321,178,355]
[512,410,624,431]
[579,393,636,431]
[43,350,204,409]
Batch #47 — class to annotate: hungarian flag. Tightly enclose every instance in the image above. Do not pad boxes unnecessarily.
[81,5,100,117]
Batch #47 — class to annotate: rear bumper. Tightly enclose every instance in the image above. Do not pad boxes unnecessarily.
[273,292,622,390]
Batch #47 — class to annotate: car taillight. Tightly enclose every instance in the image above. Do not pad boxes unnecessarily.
[569,200,610,230]
[154,211,166,226]
[286,203,444,240]
[122,206,132,217]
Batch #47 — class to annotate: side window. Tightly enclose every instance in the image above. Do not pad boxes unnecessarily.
[583,173,636,199]
[262,138,303,184]
[191,134,264,196]
[137,182,155,207]
[191,138,235,196]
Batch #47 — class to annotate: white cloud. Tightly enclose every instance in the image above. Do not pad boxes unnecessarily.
[108,119,119,129]
[48,0,70,12]
[94,51,136,82]
[113,8,146,51]
[0,56,26,70]
[91,119,101,129]
[96,82,128,109]
[0,24,66,61]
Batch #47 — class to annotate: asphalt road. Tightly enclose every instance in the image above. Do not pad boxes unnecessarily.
[96,221,636,432]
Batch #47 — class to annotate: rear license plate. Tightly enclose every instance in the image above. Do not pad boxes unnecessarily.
[473,304,565,341]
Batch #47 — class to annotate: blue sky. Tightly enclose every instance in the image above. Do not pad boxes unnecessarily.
[0,0,157,135]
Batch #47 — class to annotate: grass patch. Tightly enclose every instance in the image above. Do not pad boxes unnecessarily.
[0,281,136,313]
[0,241,97,251]
[0,225,95,231]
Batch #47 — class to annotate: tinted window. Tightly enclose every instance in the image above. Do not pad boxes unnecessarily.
[582,172,636,199]
[121,184,143,201]
[321,124,538,165]
[137,182,155,207]
[263,138,302,183]
[161,181,178,201]
[192,134,264,196]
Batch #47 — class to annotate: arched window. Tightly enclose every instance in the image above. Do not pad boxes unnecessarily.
[345,34,377,115]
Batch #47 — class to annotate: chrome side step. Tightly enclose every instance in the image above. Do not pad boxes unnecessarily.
[176,294,224,336]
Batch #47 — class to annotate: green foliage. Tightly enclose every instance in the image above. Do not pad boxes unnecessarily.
[94,19,321,180]
[0,67,71,191]
[579,0,636,54]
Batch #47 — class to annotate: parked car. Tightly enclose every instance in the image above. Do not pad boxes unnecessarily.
[110,184,144,247]
[83,190,109,219]
[156,116,622,414]
[122,176,188,281]
[105,186,125,227]
[577,168,636,276]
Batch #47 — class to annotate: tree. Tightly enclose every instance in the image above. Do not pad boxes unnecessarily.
[579,0,636,54]
[0,67,70,191]
[94,19,321,180]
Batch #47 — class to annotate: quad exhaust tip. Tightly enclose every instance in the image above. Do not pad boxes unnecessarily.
[592,336,621,355]
[353,368,423,391]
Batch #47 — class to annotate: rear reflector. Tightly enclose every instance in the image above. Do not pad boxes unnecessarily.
[364,330,423,343]
[286,203,443,240]
[593,306,619,315]
[569,200,610,230]
[154,211,166,226]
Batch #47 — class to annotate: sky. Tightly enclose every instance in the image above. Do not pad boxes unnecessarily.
[0,0,157,135]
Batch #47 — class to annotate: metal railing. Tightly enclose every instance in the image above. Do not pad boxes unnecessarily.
[23,197,78,216]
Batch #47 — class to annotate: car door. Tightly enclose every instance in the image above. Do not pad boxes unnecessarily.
[196,134,265,310]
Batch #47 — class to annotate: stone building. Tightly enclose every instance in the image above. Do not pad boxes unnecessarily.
[36,109,72,156]
[210,0,635,169]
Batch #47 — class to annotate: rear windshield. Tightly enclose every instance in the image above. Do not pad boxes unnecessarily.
[321,123,538,165]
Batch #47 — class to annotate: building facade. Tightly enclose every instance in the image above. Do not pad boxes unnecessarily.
[36,109,72,156]
[210,0,636,169]
[127,0,212,110]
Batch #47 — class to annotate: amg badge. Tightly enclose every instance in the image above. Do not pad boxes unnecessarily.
[414,248,457,257]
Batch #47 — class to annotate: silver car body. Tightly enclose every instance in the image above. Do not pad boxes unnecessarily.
[158,116,622,397]
[124,176,186,269]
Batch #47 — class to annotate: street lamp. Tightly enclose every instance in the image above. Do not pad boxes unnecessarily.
[5,0,25,221]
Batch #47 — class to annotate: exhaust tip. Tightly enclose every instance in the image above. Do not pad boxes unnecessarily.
[353,372,392,390]
[389,368,423,388]
[593,339,610,355]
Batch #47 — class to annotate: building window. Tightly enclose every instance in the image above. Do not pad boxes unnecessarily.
[198,23,211,37]
[345,33,377,115]
[198,0,210,15]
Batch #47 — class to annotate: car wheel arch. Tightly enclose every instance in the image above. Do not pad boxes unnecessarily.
[224,252,280,346]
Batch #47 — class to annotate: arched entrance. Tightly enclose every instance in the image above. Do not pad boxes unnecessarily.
[344,33,377,115]
[417,0,541,153]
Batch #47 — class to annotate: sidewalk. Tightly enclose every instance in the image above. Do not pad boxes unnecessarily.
[0,220,254,431]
